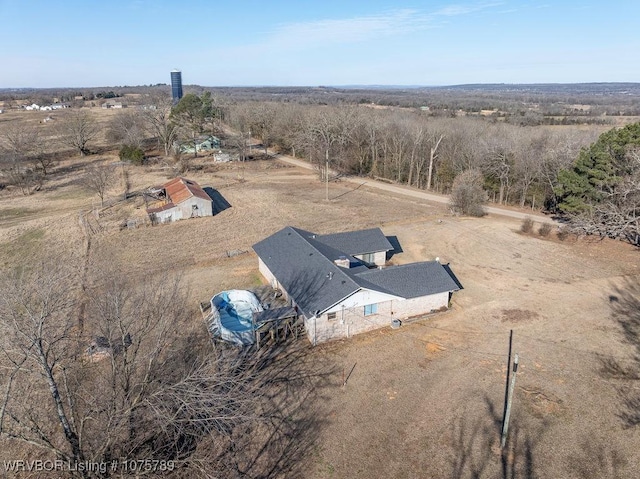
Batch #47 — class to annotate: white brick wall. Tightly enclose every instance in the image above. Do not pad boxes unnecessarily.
[257,258,452,345]
[307,292,450,344]
[353,250,387,267]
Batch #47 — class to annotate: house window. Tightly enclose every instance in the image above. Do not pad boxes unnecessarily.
[364,304,378,316]
[362,252,375,264]
[327,312,337,321]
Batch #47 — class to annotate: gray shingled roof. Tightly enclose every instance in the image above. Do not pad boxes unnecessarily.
[316,228,394,255]
[355,262,460,298]
[253,227,366,318]
[253,226,459,318]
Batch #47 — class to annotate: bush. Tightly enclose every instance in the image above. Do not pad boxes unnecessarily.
[538,223,553,237]
[557,227,569,241]
[450,169,487,217]
[521,217,534,233]
[119,145,145,165]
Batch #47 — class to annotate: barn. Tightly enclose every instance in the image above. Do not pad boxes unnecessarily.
[253,226,461,344]
[146,177,213,224]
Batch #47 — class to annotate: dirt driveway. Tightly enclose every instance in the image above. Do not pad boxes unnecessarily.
[274,153,557,224]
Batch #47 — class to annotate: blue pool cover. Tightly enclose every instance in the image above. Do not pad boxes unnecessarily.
[210,290,264,345]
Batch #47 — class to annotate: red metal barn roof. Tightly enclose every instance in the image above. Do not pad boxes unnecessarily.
[164,177,210,204]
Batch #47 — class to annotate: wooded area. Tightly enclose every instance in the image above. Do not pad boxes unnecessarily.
[226,101,598,210]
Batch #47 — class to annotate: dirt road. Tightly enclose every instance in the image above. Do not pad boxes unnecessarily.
[273,153,556,224]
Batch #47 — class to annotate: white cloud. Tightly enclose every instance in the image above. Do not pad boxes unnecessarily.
[265,9,431,50]
[432,2,505,17]
[256,2,503,52]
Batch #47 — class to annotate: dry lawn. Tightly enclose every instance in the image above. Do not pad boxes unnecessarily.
[1,110,640,477]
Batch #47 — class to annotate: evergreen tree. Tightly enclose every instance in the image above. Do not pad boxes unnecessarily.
[556,122,640,212]
[556,122,640,245]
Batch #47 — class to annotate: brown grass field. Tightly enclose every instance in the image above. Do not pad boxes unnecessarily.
[1,109,640,478]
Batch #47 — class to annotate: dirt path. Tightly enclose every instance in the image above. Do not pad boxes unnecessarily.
[273,153,556,224]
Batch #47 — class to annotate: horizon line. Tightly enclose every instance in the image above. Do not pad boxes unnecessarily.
[2,81,640,91]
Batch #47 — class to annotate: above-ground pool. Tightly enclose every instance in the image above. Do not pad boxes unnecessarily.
[210,290,264,345]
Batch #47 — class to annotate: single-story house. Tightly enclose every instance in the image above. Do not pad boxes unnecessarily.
[102,100,126,109]
[253,226,461,344]
[146,177,213,224]
[178,136,221,154]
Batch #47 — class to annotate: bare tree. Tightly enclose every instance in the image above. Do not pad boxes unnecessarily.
[0,123,50,193]
[450,169,488,217]
[106,110,146,148]
[249,102,278,154]
[482,133,515,205]
[383,115,412,183]
[425,131,445,191]
[0,261,85,467]
[0,258,275,478]
[406,121,425,187]
[2,162,44,195]
[142,92,178,156]
[84,164,115,206]
[514,132,544,208]
[0,122,42,164]
[55,110,100,156]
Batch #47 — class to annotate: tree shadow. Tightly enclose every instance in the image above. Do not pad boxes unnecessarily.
[209,342,337,478]
[448,394,542,479]
[204,186,232,215]
[601,279,640,427]
[41,155,107,192]
[567,439,628,479]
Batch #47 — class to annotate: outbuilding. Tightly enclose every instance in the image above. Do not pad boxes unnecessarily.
[146,177,213,224]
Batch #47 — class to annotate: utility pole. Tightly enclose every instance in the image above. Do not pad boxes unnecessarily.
[501,353,519,449]
[501,330,513,434]
[325,149,329,201]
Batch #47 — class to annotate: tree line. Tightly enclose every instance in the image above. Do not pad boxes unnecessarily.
[228,101,640,244]
[227,101,598,209]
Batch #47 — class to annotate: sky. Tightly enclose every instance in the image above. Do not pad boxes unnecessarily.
[1,0,639,88]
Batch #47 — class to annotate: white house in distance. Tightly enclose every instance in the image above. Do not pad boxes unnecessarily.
[101,100,126,109]
[253,226,461,345]
[146,177,213,224]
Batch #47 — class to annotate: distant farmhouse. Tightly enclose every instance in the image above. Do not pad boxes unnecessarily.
[178,136,221,155]
[253,227,460,344]
[146,177,213,224]
[102,100,126,109]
